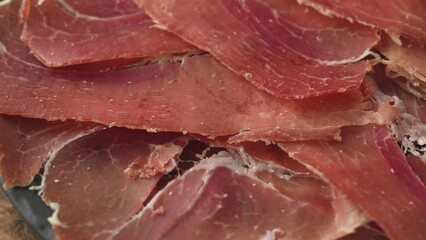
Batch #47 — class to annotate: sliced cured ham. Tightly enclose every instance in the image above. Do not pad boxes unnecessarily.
[21,0,199,67]
[0,115,103,188]
[280,124,426,240]
[41,128,185,240]
[298,0,426,44]
[139,0,379,99]
[408,155,426,185]
[0,1,396,142]
[113,152,366,240]
[371,68,426,158]
[378,36,426,99]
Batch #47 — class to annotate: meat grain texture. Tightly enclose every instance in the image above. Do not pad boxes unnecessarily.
[0,0,425,240]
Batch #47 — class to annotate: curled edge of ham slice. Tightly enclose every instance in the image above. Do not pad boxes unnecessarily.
[139,0,378,100]
[112,151,367,240]
[20,0,200,67]
[39,127,186,240]
[371,67,426,160]
[280,124,426,240]
[0,115,104,188]
[377,36,426,100]
[297,0,426,45]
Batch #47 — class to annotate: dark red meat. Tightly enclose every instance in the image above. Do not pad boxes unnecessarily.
[42,128,185,240]
[139,0,379,99]
[113,152,366,240]
[280,125,426,240]
[298,0,426,44]
[20,0,199,67]
[0,0,395,142]
[0,115,103,188]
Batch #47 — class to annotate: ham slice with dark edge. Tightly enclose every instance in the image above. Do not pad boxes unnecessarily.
[138,0,379,99]
[0,0,396,142]
[20,0,199,67]
[0,115,103,188]
[113,151,366,240]
[280,124,426,240]
[41,128,186,240]
[298,0,426,45]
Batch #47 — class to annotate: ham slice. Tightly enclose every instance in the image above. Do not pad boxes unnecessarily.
[41,128,185,240]
[0,115,103,188]
[139,0,379,99]
[0,1,395,142]
[113,151,366,240]
[371,68,426,159]
[20,0,199,67]
[378,36,426,99]
[280,124,426,240]
[298,0,426,44]
[408,155,426,185]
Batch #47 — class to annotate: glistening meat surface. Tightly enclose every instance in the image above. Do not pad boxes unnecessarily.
[280,125,426,240]
[20,0,199,67]
[41,128,185,240]
[139,0,379,99]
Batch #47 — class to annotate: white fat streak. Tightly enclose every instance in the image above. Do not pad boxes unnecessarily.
[29,129,101,228]
[312,50,379,66]
[37,0,46,6]
[387,31,403,46]
[331,191,368,238]
[56,0,103,20]
[0,0,12,7]
[48,203,69,228]
[260,228,284,240]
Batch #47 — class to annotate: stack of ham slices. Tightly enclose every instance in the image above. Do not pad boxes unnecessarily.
[0,0,425,239]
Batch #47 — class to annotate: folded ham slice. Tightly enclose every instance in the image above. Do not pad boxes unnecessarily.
[113,151,366,240]
[0,0,396,142]
[371,67,426,159]
[139,0,379,99]
[378,36,426,99]
[20,0,199,67]
[0,115,103,188]
[298,0,426,44]
[41,128,185,240]
[280,124,426,240]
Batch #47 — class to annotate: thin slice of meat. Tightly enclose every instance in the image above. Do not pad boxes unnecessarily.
[49,0,140,17]
[408,155,426,185]
[373,69,426,123]
[239,142,311,174]
[20,0,199,67]
[139,0,379,99]
[113,152,366,240]
[378,36,426,99]
[41,128,185,240]
[280,124,426,240]
[0,1,396,142]
[298,0,426,44]
[371,67,426,158]
[0,115,103,188]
